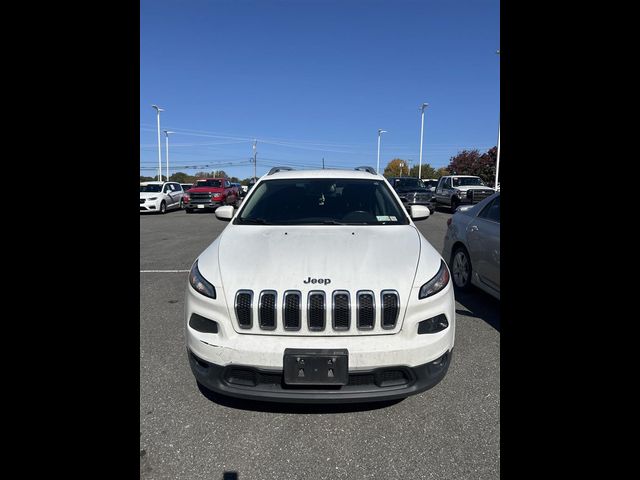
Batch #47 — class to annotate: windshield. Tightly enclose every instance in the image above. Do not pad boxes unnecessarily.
[396,178,425,189]
[424,180,438,188]
[452,177,485,187]
[140,185,162,192]
[236,178,410,225]
[195,180,222,188]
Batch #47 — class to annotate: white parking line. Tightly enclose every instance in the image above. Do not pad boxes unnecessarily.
[140,270,190,273]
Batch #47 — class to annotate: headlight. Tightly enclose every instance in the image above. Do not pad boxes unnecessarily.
[213,193,222,198]
[418,260,450,299]
[189,260,216,299]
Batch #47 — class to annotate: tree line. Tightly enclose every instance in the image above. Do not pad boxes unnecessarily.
[141,146,498,186]
[140,170,257,186]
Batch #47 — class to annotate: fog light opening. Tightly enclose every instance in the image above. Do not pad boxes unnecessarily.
[417,314,449,334]
[189,313,219,333]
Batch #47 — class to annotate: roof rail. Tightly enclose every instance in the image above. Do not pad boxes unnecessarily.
[267,166,295,176]
[355,166,377,175]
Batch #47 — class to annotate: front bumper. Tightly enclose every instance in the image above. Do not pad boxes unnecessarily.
[140,201,158,211]
[189,348,452,403]
[185,279,456,402]
[186,201,223,210]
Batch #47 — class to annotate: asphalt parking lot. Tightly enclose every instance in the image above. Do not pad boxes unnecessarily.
[140,206,500,480]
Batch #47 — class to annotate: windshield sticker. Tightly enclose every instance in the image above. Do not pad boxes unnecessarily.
[390,216,397,221]
[377,215,391,221]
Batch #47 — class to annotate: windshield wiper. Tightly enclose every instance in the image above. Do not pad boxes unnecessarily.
[238,217,271,225]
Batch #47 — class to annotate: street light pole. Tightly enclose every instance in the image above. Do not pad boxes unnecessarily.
[164,130,174,181]
[418,103,428,180]
[377,129,387,174]
[495,49,500,189]
[495,126,500,190]
[152,105,164,181]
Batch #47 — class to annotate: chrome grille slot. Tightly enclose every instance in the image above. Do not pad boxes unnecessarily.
[381,290,400,329]
[258,291,277,330]
[283,291,301,331]
[235,290,253,329]
[332,291,351,330]
[307,291,326,331]
[357,291,375,330]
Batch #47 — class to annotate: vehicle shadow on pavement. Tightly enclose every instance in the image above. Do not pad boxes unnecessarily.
[197,382,403,414]
[454,289,500,332]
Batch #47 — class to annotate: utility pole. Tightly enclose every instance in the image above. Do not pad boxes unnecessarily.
[252,139,257,181]
[322,157,325,169]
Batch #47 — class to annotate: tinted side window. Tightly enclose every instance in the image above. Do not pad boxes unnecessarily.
[478,196,500,223]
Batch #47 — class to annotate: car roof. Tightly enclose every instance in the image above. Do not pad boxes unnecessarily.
[140,181,164,185]
[261,169,385,181]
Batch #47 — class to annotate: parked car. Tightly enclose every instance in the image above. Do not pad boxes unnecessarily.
[183,178,240,213]
[388,176,436,214]
[434,175,495,212]
[422,179,439,194]
[230,182,245,198]
[443,192,500,300]
[140,181,185,214]
[185,166,455,403]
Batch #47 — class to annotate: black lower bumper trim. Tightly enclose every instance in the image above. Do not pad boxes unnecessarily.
[188,349,452,404]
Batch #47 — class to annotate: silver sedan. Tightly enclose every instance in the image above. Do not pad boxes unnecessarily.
[443,192,500,299]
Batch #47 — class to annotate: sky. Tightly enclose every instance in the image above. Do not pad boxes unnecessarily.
[140,0,499,180]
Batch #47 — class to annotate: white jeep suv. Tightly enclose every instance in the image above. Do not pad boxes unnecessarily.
[185,167,455,403]
[140,181,185,213]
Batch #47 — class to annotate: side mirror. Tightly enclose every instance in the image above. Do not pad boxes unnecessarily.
[410,205,430,221]
[215,205,234,221]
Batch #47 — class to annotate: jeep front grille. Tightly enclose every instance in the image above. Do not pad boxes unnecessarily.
[233,289,402,335]
[235,291,253,328]
[332,291,350,330]
[258,291,277,330]
[283,291,301,330]
[357,291,375,329]
[381,290,400,329]
[308,291,326,331]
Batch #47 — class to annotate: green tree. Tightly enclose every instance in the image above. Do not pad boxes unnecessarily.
[436,167,450,178]
[194,171,210,179]
[211,170,227,178]
[169,171,190,183]
[140,175,154,182]
[408,163,437,179]
[383,158,411,177]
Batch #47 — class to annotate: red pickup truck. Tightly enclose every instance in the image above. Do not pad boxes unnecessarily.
[183,178,240,213]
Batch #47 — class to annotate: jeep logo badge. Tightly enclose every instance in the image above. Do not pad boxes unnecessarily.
[303,277,331,285]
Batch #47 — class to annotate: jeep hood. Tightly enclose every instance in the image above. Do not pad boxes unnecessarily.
[198,225,439,308]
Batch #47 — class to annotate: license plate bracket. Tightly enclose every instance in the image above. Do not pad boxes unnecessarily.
[283,348,348,385]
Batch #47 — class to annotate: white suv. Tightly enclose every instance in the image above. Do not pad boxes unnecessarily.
[140,181,185,213]
[185,167,455,403]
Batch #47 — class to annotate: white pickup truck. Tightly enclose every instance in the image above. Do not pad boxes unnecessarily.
[434,175,495,212]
